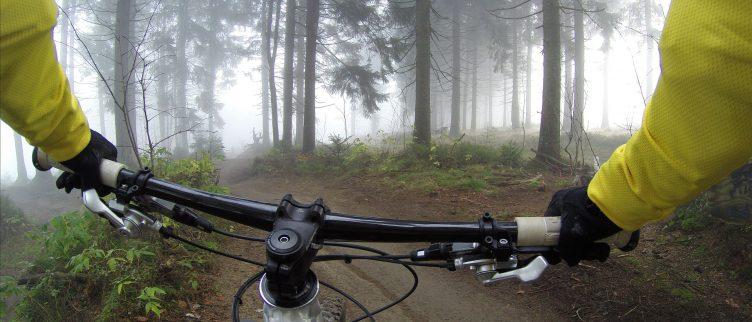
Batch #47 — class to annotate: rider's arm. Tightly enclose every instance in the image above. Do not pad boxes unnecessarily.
[0,0,91,162]
[588,0,752,231]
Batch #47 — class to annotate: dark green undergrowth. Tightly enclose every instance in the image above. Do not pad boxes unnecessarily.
[670,191,752,283]
[3,152,227,321]
[252,135,528,193]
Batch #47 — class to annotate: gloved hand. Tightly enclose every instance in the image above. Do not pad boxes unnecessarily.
[57,130,118,196]
[544,186,622,266]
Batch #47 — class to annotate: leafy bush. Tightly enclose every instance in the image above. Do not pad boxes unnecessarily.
[0,194,29,241]
[671,193,711,231]
[16,210,209,321]
[12,152,225,320]
[147,148,228,193]
[498,142,524,167]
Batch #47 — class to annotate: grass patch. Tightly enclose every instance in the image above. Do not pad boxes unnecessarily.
[251,137,530,194]
[3,153,227,321]
[670,287,697,304]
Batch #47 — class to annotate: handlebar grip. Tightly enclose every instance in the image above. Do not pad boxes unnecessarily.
[32,147,126,188]
[514,216,639,250]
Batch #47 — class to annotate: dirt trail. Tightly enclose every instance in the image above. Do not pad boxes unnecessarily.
[199,159,752,321]
[200,170,561,321]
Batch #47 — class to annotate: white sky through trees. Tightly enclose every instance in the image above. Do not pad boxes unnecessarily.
[1,0,671,182]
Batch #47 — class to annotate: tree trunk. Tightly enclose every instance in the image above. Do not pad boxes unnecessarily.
[461,69,468,131]
[174,1,189,157]
[350,103,356,136]
[449,1,461,137]
[294,0,306,146]
[413,0,431,147]
[511,24,520,129]
[536,0,561,162]
[97,80,108,136]
[260,0,271,146]
[67,0,77,92]
[572,2,585,141]
[488,70,494,128]
[281,0,296,146]
[601,48,610,129]
[524,18,533,127]
[59,0,69,73]
[114,0,139,168]
[157,47,170,143]
[645,0,653,98]
[14,133,28,183]
[471,41,478,131]
[302,0,320,153]
[502,74,507,128]
[563,36,573,134]
[266,0,282,147]
[206,4,221,135]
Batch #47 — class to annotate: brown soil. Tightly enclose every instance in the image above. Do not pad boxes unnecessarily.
[195,157,752,321]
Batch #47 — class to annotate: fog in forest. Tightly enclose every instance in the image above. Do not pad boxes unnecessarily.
[1,0,670,182]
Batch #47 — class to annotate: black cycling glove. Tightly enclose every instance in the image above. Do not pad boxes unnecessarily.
[57,130,118,196]
[543,186,622,266]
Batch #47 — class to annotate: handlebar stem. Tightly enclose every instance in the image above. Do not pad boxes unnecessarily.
[264,194,327,307]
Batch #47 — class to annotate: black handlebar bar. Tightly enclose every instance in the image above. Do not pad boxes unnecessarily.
[127,170,517,243]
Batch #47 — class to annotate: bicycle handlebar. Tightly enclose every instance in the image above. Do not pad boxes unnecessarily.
[32,148,636,247]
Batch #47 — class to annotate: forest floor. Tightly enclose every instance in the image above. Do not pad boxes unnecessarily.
[197,155,752,321]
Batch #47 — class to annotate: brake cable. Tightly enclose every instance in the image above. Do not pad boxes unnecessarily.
[155,204,444,322]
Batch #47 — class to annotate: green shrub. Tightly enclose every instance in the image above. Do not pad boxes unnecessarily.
[16,211,209,321]
[13,153,224,321]
[147,148,228,193]
[0,194,29,241]
[672,193,711,231]
[498,142,524,167]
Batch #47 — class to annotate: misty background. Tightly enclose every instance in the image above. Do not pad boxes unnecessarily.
[1,0,669,182]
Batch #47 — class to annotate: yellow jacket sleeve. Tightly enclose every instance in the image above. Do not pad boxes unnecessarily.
[0,0,90,162]
[588,0,752,231]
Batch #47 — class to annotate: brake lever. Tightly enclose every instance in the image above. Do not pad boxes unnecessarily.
[481,256,549,284]
[82,189,163,238]
[82,189,132,236]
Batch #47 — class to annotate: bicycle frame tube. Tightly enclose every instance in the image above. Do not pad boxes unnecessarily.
[259,274,323,322]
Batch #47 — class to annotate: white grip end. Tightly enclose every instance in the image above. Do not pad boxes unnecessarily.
[515,216,636,249]
[515,217,561,246]
[32,147,126,188]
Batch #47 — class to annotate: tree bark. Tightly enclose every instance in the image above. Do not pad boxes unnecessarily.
[511,24,520,129]
[157,46,170,142]
[97,80,108,136]
[524,17,533,127]
[502,74,507,128]
[67,0,77,92]
[281,0,296,146]
[412,0,431,147]
[645,0,653,98]
[59,0,69,73]
[114,0,139,168]
[471,41,478,131]
[601,48,610,129]
[302,0,320,153]
[461,69,468,131]
[260,0,271,146]
[294,0,306,146]
[572,2,585,140]
[536,0,561,162]
[449,1,461,137]
[563,34,573,135]
[487,70,493,128]
[174,1,189,157]
[266,0,282,147]
[14,133,28,183]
